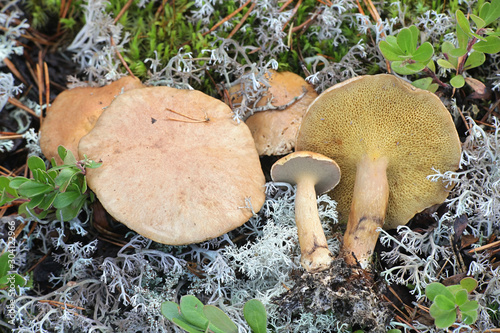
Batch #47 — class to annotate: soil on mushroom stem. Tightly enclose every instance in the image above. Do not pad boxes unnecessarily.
[276,258,393,333]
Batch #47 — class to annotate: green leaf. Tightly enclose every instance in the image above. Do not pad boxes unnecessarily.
[430,303,456,328]
[53,191,81,209]
[456,21,469,50]
[161,301,183,321]
[379,40,405,61]
[469,14,486,29]
[449,47,467,57]
[446,284,463,295]
[171,318,205,333]
[17,181,54,197]
[32,169,53,185]
[0,177,18,204]
[85,159,102,169]
[462,310,479,325]
[397,27,416,55]
[460,277,478,293]
[391,61,425,75]
[473,36,500,54]
[427,58,436,72]
[62,148,77,166]
[203,305,238,333]
[451,75,465,88]
[454,289,468,306]
[0,252,10,277]
[55,168,79,192]
[9,177,29,189]
[437,59,456,69]
[412,77,438,93]
[55,194,86,221]
[426,282,453,302]
[464,51,486,70]
[18,201,48,219]
[57,146,68,162]
[412,42,434,62]
[434,294,457,311]
[27,194,45,209]
[243,299,267,333]
[479,0,500,26]
[456,10,473,38]
[179,295,209,329]
[27,156,46,173]
[38,191,57,211]
[459,300,479,312]
[0,273,26,290]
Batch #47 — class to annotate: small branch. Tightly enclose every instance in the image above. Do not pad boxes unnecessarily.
[113,0,134,25]
[203,0,251,37]
[109,36,136,78]
[227,1,256,39]
[8,98,38,118]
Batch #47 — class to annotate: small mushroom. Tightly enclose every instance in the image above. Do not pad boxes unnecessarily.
[229,70,318,156]
[40,76,144,163]
[271,151,341,272]
[79,86,266,245]
[296,74,461,268]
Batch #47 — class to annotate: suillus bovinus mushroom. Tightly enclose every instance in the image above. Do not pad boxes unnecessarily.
[271,151,341,272]
[229,70,318,156]
[78,86,266,245]
[296,74,461,269]
[40,76,144,164]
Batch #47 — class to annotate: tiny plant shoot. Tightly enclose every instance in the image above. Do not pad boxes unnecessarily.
[379,0,500,90]
[0,146,101,221]
[425,277,479,329]
[161,295,267,333]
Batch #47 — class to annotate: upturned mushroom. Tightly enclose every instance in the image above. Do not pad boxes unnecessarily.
[296,74,461,268]
[78,86,266,245]
[229,70,318,156]
[271,151,341,272]
[40,76,144,163]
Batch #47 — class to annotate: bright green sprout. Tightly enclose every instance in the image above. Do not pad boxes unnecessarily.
[0,146,102,222]
[161,295,267,333]
[379,0,500,90]
[425,277,479,329]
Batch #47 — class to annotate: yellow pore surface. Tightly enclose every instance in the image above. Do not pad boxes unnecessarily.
[296,74,462,229]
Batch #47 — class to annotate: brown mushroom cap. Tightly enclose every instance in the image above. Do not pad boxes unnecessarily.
[271,151,341,194]
[229,70,318,156]
[78,86,266,245]
[296,74,461,229]
[40,76,144,164]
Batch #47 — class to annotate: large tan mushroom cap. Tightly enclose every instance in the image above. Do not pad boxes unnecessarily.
[40,76,144,164]
[296,74,461,230]
[230,70,318,155]
[79,86,266,245]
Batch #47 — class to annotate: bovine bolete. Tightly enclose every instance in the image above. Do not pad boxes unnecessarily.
[296,74,461,268]
[78,86,266,245]
[229,70,318,156]
[40,76,144,163]
[271,151,341,272]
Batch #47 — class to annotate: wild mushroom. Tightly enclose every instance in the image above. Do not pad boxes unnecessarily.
[229,70,318,156]
[40,76,144,163]
[296,74,461,268]
[271,151,341,272]
[78,86,266,245]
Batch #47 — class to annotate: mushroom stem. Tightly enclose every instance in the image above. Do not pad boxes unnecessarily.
[295,174,333,272]
[343,155,389,269]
